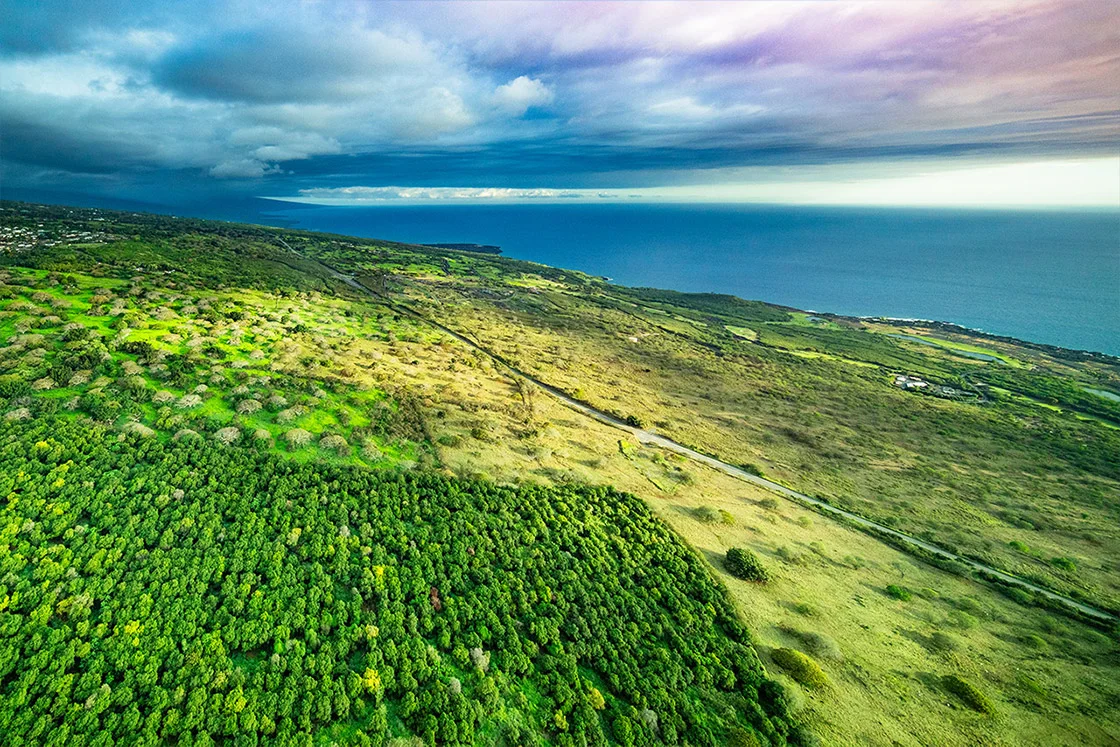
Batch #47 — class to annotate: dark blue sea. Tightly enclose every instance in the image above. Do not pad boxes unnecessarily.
[259,203,1119,355]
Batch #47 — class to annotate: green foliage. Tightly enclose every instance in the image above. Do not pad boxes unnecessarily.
[885,584,913,601]
[769,649,828,689]
[0,416,792,746]
[941,675,996,715]
[617,287,791,324]
[693,506,726,524]
[1049,556,1078,573]
[728,726,764,746]
[726,547,771,583]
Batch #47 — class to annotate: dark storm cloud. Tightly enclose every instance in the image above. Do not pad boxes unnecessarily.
[1,0,1117,205]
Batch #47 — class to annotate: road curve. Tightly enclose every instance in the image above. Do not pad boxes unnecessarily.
[283,238,1117,625]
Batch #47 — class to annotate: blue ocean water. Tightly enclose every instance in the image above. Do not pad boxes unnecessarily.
[261,203,1120,355]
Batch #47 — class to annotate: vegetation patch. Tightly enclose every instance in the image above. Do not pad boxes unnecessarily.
[941,675,996,715]
[0,416,800,746]
[885,584,913,601]
[726,547,772,583]
[769,649,829,689]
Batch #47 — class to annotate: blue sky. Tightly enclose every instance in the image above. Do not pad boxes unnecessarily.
[1,1,1118,208]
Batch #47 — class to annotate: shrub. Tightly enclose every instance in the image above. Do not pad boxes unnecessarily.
[277,406,304,424]
[320,433,349,454]
[725,547,771,582]
[1049,556,1077,573]
[236,399,262,415]
[121,422,156,438]
[770,648,828,689]
[284,428,313,448]
[886,584,912,601]
[214,427,241,445]
[0,375,30,398]
[693,506,721,524]
[942,675,995,714]
[176,394,202,409]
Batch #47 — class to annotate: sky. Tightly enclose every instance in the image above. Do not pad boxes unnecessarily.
[1,0,1118,209]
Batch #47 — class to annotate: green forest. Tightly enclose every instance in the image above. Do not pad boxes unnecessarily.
[0,416,802,746]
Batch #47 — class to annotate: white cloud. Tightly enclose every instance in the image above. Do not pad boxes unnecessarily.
[3,0,1118,201]
[209,159,281,179]
[268,157,1120,206]
[492,76,554,115]
[282,186,586,203]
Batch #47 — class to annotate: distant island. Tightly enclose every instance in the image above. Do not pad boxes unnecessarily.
[423,242,502,254]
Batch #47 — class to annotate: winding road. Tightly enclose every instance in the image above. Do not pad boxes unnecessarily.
[281,237,1117,625]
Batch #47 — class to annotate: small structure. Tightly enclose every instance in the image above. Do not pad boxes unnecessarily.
[894,374,929,390]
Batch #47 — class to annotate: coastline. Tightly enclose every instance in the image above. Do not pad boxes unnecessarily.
[3,198,1117,360]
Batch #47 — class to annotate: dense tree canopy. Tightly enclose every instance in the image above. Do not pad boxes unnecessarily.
[0,416,801,745]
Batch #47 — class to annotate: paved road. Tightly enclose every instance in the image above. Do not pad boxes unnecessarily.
[284,238,1117,625]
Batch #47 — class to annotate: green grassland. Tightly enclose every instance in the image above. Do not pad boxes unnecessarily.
[282,229,1120,615]
[2,201,1119,745]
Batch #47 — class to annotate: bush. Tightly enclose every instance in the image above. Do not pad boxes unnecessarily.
[1049,556,1077,573]
[725,547,771,582]
[284,428,313,448]
[237,398,262,415]
[770,648,828,689]
[320,433,349,454]
[942,675,995,714]
[121,421,156,438]
[885,584,912,601]
[693,506,721,523]
[213,427,241,445]
[0,375,31,398]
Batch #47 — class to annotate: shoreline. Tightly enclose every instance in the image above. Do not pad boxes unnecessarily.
[3,198,1117,360]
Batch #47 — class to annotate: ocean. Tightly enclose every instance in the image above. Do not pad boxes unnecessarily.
[259,203,1120,355]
